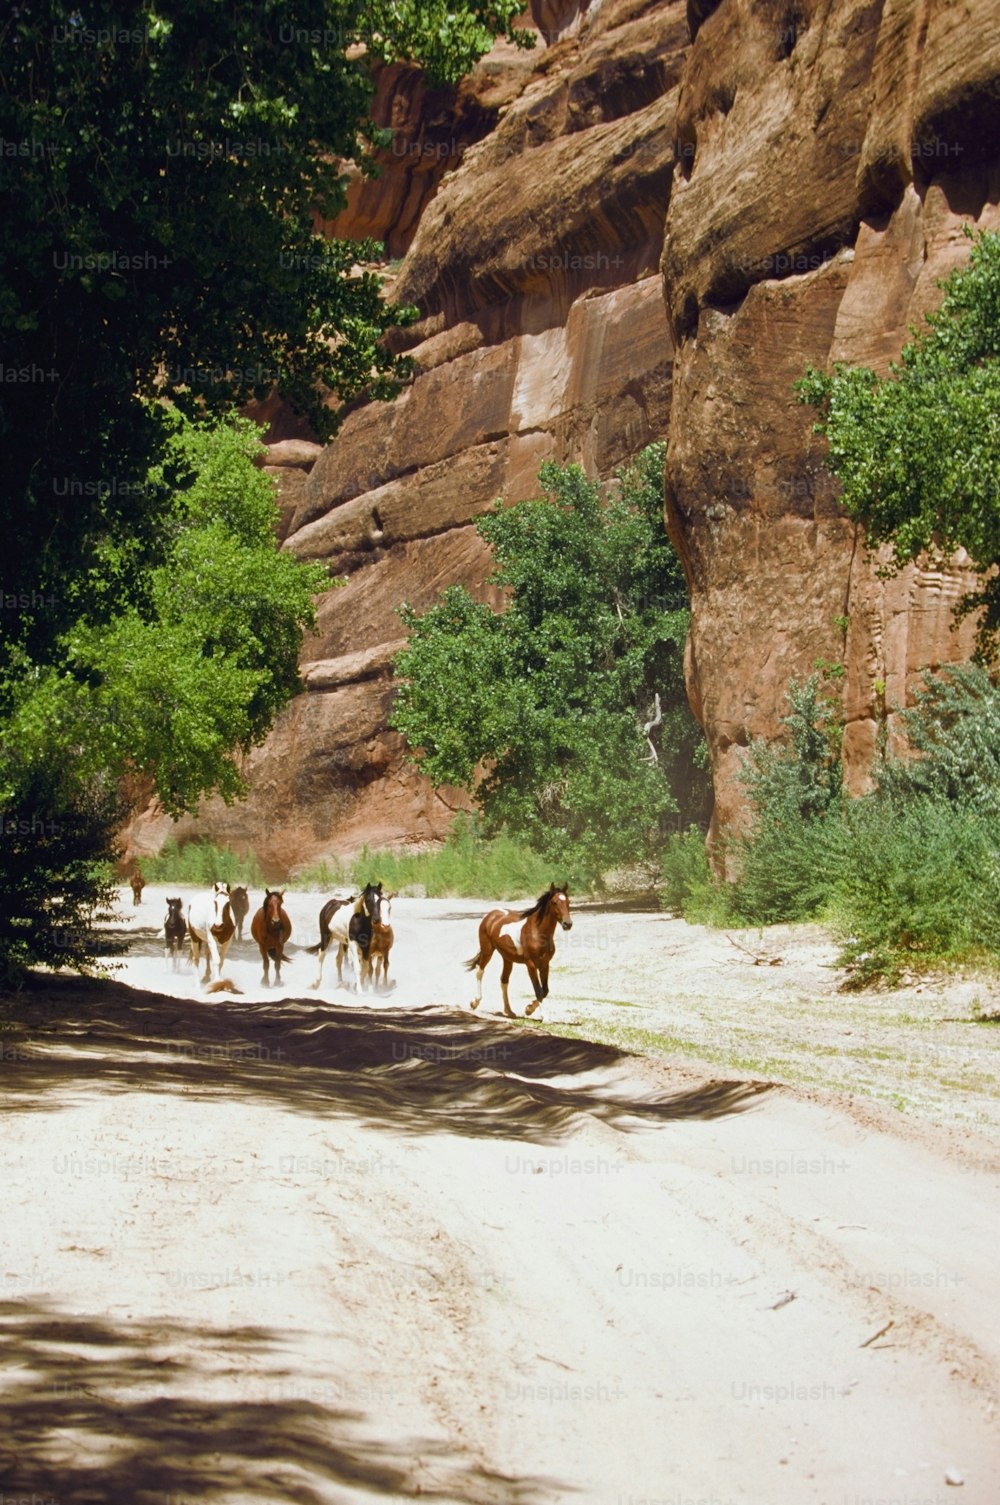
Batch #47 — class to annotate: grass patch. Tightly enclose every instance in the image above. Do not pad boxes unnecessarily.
[143,819,561,901]
[140,839,266,888]
[292,818,559,898]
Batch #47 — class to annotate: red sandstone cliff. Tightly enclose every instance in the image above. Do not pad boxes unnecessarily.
[662,0,1000,851]
[129,0,1000,877]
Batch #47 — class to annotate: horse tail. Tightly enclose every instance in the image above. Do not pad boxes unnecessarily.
[303,941,321,955]
[464,953,482,972]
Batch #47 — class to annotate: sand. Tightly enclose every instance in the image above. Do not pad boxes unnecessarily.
[1,883,997,1504]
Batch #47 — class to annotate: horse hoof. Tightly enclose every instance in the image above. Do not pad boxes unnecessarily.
[524,1001,539,1016]
[470,999,480,1011]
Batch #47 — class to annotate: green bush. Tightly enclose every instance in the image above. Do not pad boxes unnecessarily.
[718,663,1000,984]
[875,662,1000,813]
[658,826,732,923]
[297,817,558,899]
[829,794,1000,985]
[729,675,844,925]
[142,839,266,889]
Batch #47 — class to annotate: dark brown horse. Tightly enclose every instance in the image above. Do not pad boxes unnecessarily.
[466,884,572,1018]
[251,889,292,987]
[229,885,250,941]
[130,867,145,906]
[164,897,186,971]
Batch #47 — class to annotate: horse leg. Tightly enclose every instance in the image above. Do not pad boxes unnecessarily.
[499,956,517,1019]
[204,934,219,985]
[524,960,547,1016]
[311,942,327,990]
[351,940,366,994]
[470,939,494,1010]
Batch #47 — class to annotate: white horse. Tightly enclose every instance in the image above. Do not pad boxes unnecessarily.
[187,881,235,985]
[306,885,381,992]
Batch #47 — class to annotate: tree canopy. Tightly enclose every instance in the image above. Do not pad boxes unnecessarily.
[391,446,711,881]
[798,227,1000,651]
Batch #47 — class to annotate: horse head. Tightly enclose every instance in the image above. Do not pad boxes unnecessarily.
[263,889,285,926]
[361,881,383,926]
[548,884,572,930]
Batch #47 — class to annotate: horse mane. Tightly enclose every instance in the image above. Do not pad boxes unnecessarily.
[520,883,568,920]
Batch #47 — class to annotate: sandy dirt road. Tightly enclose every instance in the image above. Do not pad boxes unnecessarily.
[1,884,998,1505]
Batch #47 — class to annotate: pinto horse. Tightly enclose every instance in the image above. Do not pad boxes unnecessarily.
[466,884,572,1018]
[306,883,382,992]
[187,882,235,985]
[251,889,292,987]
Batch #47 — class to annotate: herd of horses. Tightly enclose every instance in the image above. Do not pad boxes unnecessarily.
[157,880,394,994]
[131,869,573,1016]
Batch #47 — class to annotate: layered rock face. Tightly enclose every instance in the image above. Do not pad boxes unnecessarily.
[662,0,1000,851]
[147,0,689,873]
[137,0,1000,876]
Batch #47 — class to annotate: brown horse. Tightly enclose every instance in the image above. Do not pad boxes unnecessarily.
[369,892,395,989]
[229,885,250,941]
[130,867,145,906]
[251,889,292,987]
[466,884,572,1018]
[164,897,186,971]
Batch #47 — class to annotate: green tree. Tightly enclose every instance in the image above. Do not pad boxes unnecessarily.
[391,446,711,881]
[0,413,328,980]
[798,227,1000,649]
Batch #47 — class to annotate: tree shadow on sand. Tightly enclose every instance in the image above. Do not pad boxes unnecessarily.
[0,1298,556,1504]
[3,972,771,1141]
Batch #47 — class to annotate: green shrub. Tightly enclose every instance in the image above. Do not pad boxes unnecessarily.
[729,675,843,924]
[829,793,1000,985]
[876,662,1000,813]
[722,663,1000,983]
[658,826,733,923]
[142,839,266,889]
[293,816,560,899]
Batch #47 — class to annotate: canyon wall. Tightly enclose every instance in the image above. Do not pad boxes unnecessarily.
[663,0,1000,850]
[131,0,1000,877]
